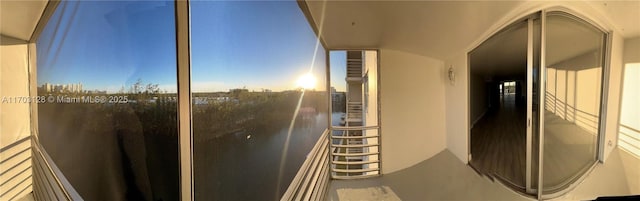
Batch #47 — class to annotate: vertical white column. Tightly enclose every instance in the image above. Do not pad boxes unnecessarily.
[537,10,547,201]
[598,32,613,162]
[175,1,193,200]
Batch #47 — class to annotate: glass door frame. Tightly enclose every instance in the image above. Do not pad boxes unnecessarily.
[466,8,612,200]
[525,14,537,195]
[466,13,541,195]
[537,8,612,200]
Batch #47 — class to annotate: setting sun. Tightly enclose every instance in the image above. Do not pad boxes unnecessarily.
[296,73,316,90]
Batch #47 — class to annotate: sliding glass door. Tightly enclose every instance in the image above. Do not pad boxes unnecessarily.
[471,10,608,198]
[541,11,607,195]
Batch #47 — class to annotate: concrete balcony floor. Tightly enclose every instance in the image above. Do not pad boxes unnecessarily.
[327,148,638,200]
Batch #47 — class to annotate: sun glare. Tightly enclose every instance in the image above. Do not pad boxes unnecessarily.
[296,73,316,90]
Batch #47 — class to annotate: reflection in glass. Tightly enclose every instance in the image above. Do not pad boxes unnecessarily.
[543,12,605,193]
[36,1,178,200]
[190,1,327,200]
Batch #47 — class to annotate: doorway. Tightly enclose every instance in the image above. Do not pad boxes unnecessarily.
[468,11,609,198]
[469,19,530,192]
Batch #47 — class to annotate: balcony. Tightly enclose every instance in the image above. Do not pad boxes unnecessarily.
[1,0,639,201]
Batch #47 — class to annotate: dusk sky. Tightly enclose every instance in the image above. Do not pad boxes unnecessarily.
[330,51,347,92]
[37,0,329,93]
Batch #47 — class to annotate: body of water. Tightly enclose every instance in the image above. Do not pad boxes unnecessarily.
[39,102,340,201]
[194,113,330,200]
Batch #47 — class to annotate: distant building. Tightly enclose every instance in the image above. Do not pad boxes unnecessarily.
[42,83,52,92]
[229,88,249,93]
[53,85,63,92]
[40,82,84,93]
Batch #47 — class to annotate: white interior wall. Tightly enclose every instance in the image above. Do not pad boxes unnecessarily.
[469,73,488,128]
[364,50,378,129]
[618,37,640,195]
[445,53,469,163]
[379,48,447,174]
[623,37,640,63]
[619,37,640,194]
[363,51,379,172]
[618,37,640,158]
[0,35,33,201]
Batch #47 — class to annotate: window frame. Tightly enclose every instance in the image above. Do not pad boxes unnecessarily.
[27,0,331,200]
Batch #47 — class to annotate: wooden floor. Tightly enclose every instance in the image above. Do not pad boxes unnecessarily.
[470,94,597,193]
[470,94,527,189]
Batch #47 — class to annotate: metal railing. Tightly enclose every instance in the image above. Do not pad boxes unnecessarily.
[0,136,32,201]
[31,136,82,201]
[619,124,640,158]
[330,125,380,179]
[281,129,331,201]
[544,91,599,134]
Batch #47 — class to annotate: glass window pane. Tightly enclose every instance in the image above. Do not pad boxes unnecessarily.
[543,12,605,194]
[468,20,528,190]
[36,1,178,200]
[190,1,328,200]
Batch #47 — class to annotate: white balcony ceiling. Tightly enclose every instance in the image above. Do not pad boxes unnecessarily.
[306,0,640,63]
[0,1,637,76]
[0,0,48,41]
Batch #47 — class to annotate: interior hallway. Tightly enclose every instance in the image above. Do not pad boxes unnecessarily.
[470,93,527,189]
